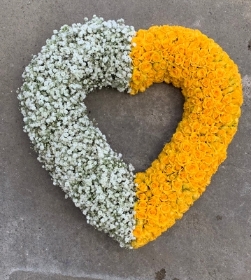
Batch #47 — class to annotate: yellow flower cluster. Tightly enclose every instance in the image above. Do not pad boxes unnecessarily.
[130,26,243,248]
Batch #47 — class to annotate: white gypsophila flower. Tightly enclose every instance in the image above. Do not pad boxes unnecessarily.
[17,16,137,248]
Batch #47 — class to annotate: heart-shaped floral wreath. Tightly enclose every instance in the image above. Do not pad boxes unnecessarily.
[18,16,243,249]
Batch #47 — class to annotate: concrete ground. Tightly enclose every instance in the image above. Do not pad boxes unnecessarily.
[1,0,251,279]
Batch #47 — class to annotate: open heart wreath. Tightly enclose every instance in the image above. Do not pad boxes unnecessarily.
[18,16,243,248]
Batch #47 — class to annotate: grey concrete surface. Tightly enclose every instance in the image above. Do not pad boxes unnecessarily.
[9,271,99,280]
[1,0,251,279]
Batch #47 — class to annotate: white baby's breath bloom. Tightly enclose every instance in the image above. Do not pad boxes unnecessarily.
[18,16,137,248]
